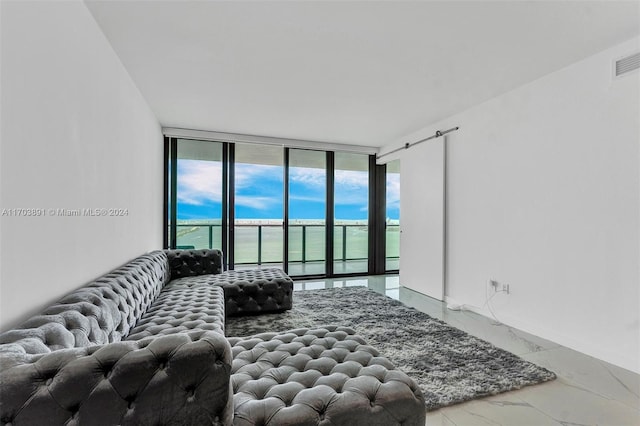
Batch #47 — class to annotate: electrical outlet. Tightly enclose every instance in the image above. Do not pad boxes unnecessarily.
[488,279,509,294]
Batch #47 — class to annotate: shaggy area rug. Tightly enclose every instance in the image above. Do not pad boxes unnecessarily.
[225,286,556,410]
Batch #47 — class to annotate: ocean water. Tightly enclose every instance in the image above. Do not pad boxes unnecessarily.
[175,220,400,265]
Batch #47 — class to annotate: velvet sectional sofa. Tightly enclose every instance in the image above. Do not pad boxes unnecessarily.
[0,250,426,425]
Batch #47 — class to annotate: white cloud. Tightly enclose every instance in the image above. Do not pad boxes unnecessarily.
[235,163,282,189]
[290,168,369,192]
[289,194,325,203]
[335,170,368,190]
[176,160,399,215]
[386,173,400,210]
[334,170,368,206]
[235,163,283,210]
[177,160,223,205]
[178,161,283,210]
[289,168,369,205]
[289,167,325,187]
[235,195,279,210]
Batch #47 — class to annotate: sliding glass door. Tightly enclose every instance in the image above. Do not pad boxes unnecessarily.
[174,139,224,250]
[287,149,326,276]
[385,159,400,271]
[333,152,369,274]
[234,143,284,269]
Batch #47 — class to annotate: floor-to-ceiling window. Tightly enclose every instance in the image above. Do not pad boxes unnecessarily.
[385,159,400,271]
[166,138,396,277]
[233,143,284,270]
[174,139,224,250]
[287,149,326,276]
[333,152,369,274]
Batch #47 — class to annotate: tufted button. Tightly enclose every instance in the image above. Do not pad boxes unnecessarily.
[45,378,53,386]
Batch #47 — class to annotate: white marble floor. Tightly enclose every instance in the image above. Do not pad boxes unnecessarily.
[292,275,640,426]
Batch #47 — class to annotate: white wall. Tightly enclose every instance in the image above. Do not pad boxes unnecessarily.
[381,37,640,373]
[0,1,163,330]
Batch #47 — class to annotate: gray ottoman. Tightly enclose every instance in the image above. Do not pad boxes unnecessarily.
[228,327,426,426]
[171,268,294,316]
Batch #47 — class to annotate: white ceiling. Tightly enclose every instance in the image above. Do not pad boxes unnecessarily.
[85,1,639,147]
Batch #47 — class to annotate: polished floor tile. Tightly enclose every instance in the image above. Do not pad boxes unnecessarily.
[512,377,640,426]
[521,347,640,411]
[292,274,640,426]
[427,390,563,426]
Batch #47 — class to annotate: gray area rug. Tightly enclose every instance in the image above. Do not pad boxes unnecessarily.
[225,286,556,410]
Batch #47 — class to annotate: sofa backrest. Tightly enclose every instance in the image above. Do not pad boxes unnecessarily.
[0,251,170,355]
[166,249,223,279]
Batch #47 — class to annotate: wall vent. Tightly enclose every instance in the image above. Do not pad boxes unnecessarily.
[615,52,640,78]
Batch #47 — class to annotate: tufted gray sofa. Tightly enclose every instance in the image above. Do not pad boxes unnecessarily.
[0,250,426,425]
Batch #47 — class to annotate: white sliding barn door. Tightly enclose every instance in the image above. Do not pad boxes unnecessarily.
[399,137,445,300]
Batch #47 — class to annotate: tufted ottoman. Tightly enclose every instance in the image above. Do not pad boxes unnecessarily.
[228,327,426,426]
[170,268,294,316]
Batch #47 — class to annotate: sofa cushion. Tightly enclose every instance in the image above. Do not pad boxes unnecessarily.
[228,327,426,426]
[126,283,226,341]
[0,251,170,355]
[170,268,293,316]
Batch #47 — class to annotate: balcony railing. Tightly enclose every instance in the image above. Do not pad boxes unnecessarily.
[175,222,400,265]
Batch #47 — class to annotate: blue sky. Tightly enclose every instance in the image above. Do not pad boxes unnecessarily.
[176,160,399,221]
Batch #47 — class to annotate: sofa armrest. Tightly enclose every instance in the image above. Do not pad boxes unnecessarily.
[166,249,224,279]
[0,331,233,426]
